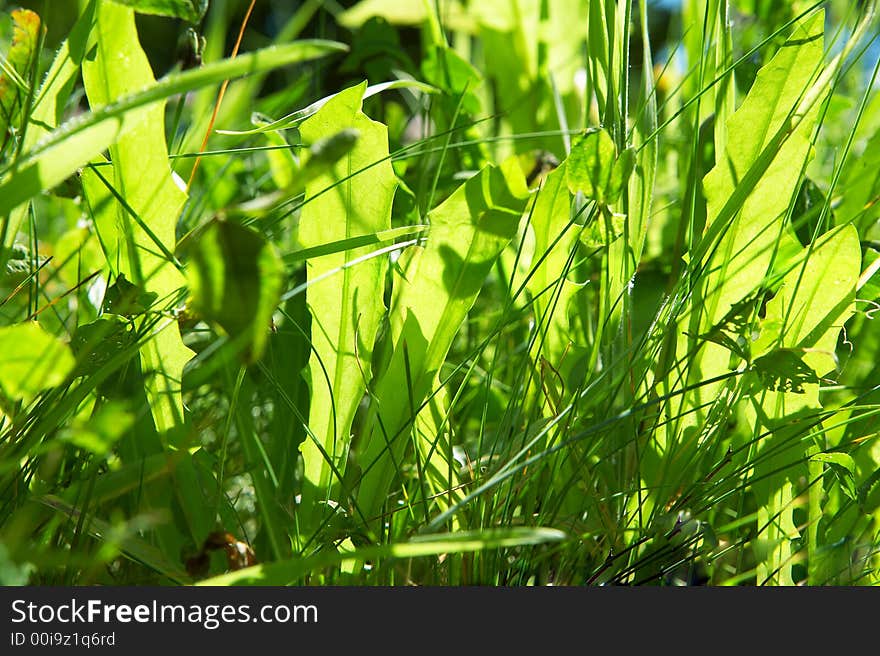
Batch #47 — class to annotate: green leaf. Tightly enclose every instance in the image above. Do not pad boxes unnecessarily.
[184,218,285,364]
[297,81,397,511]
[108,0,207,22]
[566,128,631,204]
[524,163,582,367]
[81,1,194,433]
[810,452,857,501]
[754,225,860,369]
[102,273,158,316]
[355,158,530,525]
[0,39,347,217]
[675,12,828,421]
[0,322,75,402]
[697,12,826,333]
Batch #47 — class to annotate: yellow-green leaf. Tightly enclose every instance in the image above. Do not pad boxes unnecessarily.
[0,322,74,402]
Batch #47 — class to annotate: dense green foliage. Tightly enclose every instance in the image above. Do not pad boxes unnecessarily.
[1,0,879,586]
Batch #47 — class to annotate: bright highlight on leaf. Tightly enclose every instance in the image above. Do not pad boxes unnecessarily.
[0,322,74,402]
[5,0,880,589]
[297,81,397,518]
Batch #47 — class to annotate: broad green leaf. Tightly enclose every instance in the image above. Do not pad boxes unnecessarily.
[0,322,74,402]
[184,219,285,363]
[197,527,565,585]
[746,224,859,585]
[108,0,207,22]
[654,12,830,586]
[355,159,530,524]
[297,81,397,511]
[524,163,582,370]
[676,12,827,418]
[0,39,347,217]
[697,11,826,329]
[102,273,158,316]
[566,128,630,204]
[81,1,193,434]
[748,225,860,419]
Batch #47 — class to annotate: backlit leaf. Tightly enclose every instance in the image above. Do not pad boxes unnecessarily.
[297,81,397,508]
[81,1,193,433]
[566,128,631,204]
[0,322,74,402]
[355,158,530,524]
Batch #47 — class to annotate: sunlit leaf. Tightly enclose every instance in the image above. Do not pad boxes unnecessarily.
[81,1,193,433]
[566,128,631,204]
[356,158,530,523]
[0,40,347,218]
[0,322,74,402]
[102,273,158,316]
[297,81,397,511]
